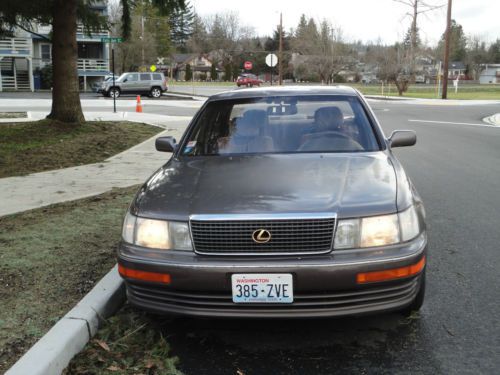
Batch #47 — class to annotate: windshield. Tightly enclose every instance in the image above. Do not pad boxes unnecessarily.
[116,73,128,82]
[181,95,381,156]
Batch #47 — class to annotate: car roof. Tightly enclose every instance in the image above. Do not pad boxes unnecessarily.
[208,85,359,101]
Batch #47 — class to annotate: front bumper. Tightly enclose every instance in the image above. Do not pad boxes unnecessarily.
[118,232,427,318]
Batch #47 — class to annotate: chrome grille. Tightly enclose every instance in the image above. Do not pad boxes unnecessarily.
[190,216,335,255]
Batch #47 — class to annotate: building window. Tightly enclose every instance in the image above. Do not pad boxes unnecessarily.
[41,44,51,61]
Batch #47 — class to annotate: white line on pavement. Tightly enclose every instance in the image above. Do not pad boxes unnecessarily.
[408,119,497,128]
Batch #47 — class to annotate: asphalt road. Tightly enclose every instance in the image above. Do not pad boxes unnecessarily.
[1,91,499,373]
[159,100,500,374]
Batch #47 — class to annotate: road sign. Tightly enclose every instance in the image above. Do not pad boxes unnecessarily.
[244,61,253,70]
[265,53,278,67]
[101,37,123,43]
[150,65,157,72]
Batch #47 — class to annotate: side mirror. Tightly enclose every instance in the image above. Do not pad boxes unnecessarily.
[123,78,128,82]
[155,136,177,152]
[388,130,416,148]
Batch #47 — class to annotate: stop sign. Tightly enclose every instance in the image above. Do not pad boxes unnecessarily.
[244,61,253,70]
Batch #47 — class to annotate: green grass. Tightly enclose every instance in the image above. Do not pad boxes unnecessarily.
[170,81,500,100]
[0,186,139,373]
[0,120,162,178]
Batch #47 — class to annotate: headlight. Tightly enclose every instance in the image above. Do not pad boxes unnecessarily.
[360,214,399,247]
[399,205,420,242]
[334,206,420,250]
[121,212,193,251]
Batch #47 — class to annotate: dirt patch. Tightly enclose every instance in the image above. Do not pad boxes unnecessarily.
[0,186,139,372]
[64,304,182,375]
[0,119,162,178]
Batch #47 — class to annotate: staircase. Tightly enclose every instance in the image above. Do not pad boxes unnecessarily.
[0,57,31,91]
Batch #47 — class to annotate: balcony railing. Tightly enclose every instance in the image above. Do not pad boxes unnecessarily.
[33,58,109,72]
[77,58,109,71]
[76,25,109,38]
[0,38,32,56]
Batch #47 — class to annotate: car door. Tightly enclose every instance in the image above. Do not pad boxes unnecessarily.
[122,73,139,93]
[139,73,152,93]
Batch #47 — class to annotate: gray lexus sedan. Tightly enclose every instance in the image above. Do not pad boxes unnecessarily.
[118,86,427,318]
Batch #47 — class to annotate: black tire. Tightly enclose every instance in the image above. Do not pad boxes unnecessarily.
[150,87,162,98]
[109,87,120,98]
[401,269,426,316]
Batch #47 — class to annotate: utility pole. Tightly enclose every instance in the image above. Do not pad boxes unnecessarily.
[141,15,145,67]
[278,12,283,86]
[442,0,452,99]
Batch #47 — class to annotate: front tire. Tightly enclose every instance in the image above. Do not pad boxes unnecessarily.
[150,87,162,98]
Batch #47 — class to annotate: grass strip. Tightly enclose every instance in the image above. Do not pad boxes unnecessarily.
[0,186,139,372]
[0,120,162,178]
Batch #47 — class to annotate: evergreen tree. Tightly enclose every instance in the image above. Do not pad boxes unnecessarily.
[488,39,500,63]
[210,62,217,81]
[185,63,192,80]
[224,63,232,81]
[169,1,194,52]
[437,20,467,62]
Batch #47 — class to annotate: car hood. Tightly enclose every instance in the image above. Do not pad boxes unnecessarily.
[133,153,398,220]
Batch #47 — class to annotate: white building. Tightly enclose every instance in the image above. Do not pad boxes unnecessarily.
[479,64,500,84]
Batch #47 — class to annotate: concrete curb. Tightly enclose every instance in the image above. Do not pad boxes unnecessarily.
[6,265,125,375]
[482,113,500,126]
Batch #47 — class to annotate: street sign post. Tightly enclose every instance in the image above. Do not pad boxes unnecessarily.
[100,37,123,113]
[244,61,253,70]
[265,54,278,86]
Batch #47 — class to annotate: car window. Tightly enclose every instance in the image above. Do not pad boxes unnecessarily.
[152,73,162,80]
[180,95,380,156]
[140,73,151,81]
[125,74,138,82]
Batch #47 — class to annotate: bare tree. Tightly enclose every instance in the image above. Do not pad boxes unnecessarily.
[393,0,444,78]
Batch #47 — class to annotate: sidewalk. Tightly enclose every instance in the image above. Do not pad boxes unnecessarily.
[0,112,190,217]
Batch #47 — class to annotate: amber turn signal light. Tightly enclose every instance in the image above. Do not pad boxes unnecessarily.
[357,256,426,284]
[118,264,171,284]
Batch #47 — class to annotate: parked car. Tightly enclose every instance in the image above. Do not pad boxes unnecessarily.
[118,86,427,318]
[237,73,263,87]
[101,72,168,98]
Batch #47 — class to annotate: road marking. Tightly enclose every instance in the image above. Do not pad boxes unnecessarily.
[408,119,498,128]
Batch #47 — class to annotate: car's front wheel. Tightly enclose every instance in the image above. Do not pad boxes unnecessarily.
[109,88,120,98]
[150,87,162,98]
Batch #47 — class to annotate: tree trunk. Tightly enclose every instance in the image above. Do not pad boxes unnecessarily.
[47,0,84,124]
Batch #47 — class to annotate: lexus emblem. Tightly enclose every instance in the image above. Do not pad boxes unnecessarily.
[252,229,271,244]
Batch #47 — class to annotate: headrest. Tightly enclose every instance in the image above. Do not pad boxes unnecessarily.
[314,107,344,129]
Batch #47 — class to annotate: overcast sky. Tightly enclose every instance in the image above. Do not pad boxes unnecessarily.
[190,0,499,46]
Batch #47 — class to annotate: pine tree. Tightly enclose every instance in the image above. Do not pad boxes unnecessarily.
[185,63,192,81]
[169,1,194,52]
[210,63,217,81]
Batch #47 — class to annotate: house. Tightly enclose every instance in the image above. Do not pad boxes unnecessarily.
[0,1,110,92]
[172,54,216,81]
[447,61,467,80]
[479,64,500,84]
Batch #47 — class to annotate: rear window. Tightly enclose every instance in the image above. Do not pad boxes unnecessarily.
[181,95,381,156]
[153,73,162,80]
[140,73,151,81]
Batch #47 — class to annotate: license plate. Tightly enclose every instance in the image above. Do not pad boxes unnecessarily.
[231,274,293,303]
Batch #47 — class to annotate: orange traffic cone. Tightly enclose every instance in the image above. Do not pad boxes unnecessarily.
[136,95,143,113]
